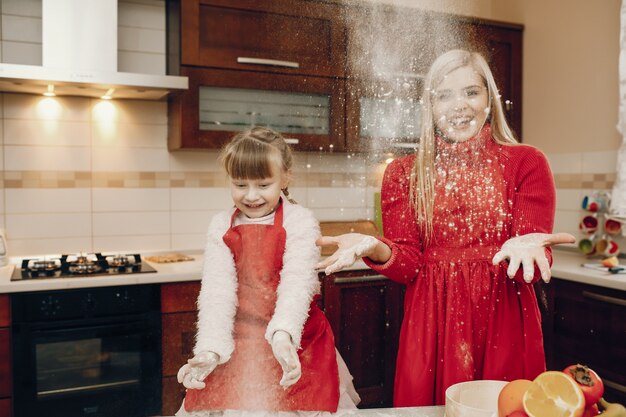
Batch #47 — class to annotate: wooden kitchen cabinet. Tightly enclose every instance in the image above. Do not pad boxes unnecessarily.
[344,4,523,151]
[537,278,626,405]
[161,282,201,416]
[167,0,347,152]
[0,295,11,414]
[168,66,346,151]
[321,270,404,408]
[167,0,346,78]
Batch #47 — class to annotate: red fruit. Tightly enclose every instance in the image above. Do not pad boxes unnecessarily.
[563,364,604,407]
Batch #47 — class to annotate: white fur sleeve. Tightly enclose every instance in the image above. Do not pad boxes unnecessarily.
[194,211,238,364]
[265,204,321,349]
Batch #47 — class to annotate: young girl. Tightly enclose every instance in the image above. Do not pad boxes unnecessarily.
[176,127,359,416]
[316,50,575,406]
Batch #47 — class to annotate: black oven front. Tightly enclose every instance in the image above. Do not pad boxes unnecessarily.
[11,285,161,417]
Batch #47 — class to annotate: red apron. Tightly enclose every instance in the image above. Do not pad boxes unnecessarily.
[184,202,339,412]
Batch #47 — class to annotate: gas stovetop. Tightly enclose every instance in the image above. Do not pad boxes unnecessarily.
[11,253,157,281]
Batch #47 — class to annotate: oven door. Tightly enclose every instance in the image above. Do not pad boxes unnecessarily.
[12,315,161,417]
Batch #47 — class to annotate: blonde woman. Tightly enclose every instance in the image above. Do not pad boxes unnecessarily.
[317,50,574,406]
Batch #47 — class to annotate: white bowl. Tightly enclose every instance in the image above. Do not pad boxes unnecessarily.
[445,380,508,417]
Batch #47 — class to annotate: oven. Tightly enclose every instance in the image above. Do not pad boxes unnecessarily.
[11,284,161,417]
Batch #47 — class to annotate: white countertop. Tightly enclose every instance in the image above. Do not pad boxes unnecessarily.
[0,249,623,294]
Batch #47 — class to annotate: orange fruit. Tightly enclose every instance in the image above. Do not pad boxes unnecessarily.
[498,379,533,417]
[523,371,585,417]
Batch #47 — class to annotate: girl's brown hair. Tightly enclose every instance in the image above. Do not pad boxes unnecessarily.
[220,127,297,204]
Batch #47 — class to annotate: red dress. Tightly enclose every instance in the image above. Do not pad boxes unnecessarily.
[184,203,340,412]
[365,125,555,406]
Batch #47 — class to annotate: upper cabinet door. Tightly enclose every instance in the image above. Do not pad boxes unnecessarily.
[170,0,347,78]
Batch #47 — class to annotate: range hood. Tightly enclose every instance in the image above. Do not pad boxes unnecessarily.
[0,0,187,100]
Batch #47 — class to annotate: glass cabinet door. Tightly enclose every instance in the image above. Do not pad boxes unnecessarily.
[346,76,423,153]
[169,67,345,151]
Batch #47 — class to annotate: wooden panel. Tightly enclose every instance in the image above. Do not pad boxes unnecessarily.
[175,0,346,78]
[322,270,404,407]
[161,282,201,313]
[544,278,626,405]
[0,296,9,327]
[0,329,11,398]
[162,376,186,416]
[0,398,10,417]
[319,221,379,256]
[162,312,198,377]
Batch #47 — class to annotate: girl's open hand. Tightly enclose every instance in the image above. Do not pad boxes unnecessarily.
[316,233,380,275]
[177,351,220,389]
[271,330,301,388]
[492,232,576,283]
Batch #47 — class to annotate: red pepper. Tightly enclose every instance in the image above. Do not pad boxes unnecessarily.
[563,364,604,407]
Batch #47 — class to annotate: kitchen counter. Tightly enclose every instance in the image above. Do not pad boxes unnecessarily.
[0,248,624,293]
[158,407,445,417]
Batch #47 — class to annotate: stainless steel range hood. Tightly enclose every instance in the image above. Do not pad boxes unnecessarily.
[0,0,187,100]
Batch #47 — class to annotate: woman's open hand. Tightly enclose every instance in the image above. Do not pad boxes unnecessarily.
[492,232,576,283]
[316,233,382,275]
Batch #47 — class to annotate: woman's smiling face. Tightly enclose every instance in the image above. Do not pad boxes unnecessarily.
[432,65,490,142]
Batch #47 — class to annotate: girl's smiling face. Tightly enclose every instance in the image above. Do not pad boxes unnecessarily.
[230,165,288,218]
[432,65,490,142]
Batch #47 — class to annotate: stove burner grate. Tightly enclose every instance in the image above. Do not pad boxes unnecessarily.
[12,253,157,281]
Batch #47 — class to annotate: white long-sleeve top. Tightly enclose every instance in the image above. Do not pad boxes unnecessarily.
[193,200,322,364]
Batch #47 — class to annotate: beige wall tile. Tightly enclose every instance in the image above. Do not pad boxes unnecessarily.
[172,233,207,252]
[119,1,165,30]
[10,237,93,257]
[5,146,91,171]
[92,148,169,172]
[1,14,40,42]
[7,213,91,239]
[311,207,373,222]
[4,119,90,146]
[0,40,40,65]
[3,94,90,120]
[171,188,230,211]
[92,122,167,148]
[93,188,170,212]
[93,234,170,253]
[92,212,170,236]
[2,0,42,17]
[546,152,583,175]
[5,189,91,213]
[118,51,165,75]
[307,187,367,208]
[171,211,211,235]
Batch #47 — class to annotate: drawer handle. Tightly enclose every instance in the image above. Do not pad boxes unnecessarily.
[604,378,626,394]
[237,57,300,69]
[284,138,299,145]
[333,275,387,284]
[582,290,626,307]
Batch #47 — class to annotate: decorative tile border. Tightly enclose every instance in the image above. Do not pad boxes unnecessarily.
[0,171,615,189]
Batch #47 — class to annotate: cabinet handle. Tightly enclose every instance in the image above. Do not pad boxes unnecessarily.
[333,275,387,284]
[604,378,626,394]
[582,290,626,307]
[237,57,300,69]
[505,99,513,111]
[391,142,418,149]
[284,138,299,145]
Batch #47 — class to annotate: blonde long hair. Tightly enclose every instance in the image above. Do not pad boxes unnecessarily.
[220,127,297,204]
[410,49,517,242]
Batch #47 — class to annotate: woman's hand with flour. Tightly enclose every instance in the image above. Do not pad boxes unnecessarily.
[316,233,390,275]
